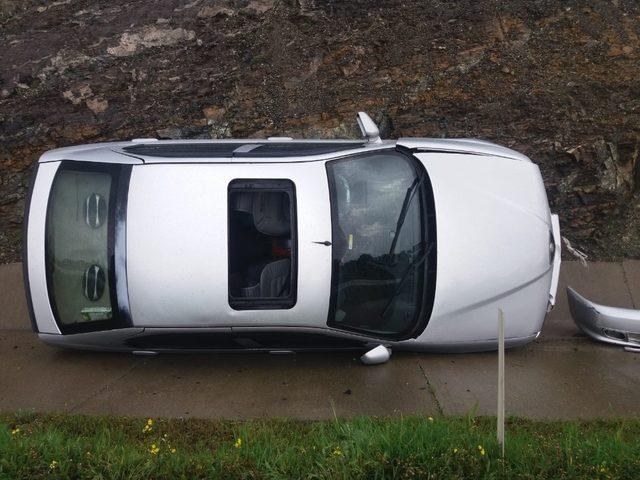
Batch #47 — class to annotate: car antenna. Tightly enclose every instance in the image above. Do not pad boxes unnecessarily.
[356,112,382,143]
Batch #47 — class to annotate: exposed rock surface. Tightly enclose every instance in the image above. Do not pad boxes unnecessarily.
[1,0,640,262]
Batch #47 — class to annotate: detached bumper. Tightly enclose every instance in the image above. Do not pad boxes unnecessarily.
[567,287,640,347]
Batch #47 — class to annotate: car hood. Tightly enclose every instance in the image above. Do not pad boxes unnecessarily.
[413,151,553,341]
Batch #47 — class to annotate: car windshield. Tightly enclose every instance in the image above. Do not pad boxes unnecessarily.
[45,162,131,334]
[46,168,114,326]
[326,151,432,339]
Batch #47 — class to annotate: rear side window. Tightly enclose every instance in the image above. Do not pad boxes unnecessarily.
[228,179,297,310]
[45,162,131,333]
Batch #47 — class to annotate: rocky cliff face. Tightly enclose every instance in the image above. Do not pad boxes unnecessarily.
[1,0,639,262]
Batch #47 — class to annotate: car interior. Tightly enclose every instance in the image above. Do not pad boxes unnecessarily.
[228,180,296,309]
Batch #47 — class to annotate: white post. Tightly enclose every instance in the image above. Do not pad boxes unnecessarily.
[497,309,505,456]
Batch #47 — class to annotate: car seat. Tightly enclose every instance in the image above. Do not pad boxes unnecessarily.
[241,258,291,298]
[231,191,290,236]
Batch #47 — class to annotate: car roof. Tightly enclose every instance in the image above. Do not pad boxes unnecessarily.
[38,137,530,164]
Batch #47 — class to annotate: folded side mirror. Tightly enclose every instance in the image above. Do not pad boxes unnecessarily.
[356,112,382,143]
[360,345,391,365]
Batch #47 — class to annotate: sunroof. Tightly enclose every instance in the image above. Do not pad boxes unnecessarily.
[122,142,366,158]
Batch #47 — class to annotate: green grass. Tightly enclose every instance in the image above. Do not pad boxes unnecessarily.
[1,412,640,479]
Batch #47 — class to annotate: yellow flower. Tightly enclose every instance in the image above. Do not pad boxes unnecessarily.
[149,443,160,455]
[477,445,486,456]
[170,447,177,454]
[234,438,242,449]
[332,447,343,457]
[427,416,434,422]
[49,460,58,470]
[142,419,154,433]
[11,427,20,435]
[453,448,458,453]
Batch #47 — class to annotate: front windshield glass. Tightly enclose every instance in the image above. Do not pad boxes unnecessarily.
[326,151,430,338]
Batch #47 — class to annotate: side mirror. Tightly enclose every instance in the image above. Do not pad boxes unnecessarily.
[360,345,391,365]
[356,112,382,143]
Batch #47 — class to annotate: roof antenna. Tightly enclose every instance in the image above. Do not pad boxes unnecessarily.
[356,112,382,143]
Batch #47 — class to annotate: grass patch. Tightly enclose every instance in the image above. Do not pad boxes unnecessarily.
[1,412,640,479]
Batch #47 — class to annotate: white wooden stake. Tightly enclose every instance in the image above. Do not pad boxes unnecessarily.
[497,309,505,456]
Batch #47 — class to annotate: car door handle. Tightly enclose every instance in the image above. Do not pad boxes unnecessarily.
[312,241,332,246]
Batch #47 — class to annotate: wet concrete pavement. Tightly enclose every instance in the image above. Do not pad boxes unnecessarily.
[1,261,640,420]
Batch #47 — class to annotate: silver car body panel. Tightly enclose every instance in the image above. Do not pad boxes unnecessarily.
[39,328,146,351]
[39,326,374,352]
[126,161,333,328]
[37,137,528,165]
[397,332,540,353]
[118,140,394,164]
[39,143,143,164]
[567,287,640,347]
[410,152,554,348]
[26,161,61,334]
[26,135,560,352]
[548,214,562,307]
[37,326,539,353]
[396,138,531,162]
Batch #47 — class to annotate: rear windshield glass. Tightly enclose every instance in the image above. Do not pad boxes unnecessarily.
[46,168,114,326]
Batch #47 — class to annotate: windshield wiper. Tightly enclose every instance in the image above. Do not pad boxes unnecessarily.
[388,174,425,256]
[380,243,432,318]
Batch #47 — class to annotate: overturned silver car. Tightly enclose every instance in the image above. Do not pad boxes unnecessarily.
[23,112,561,354]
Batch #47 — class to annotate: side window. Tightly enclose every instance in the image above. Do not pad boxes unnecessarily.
[228,179,297,310]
